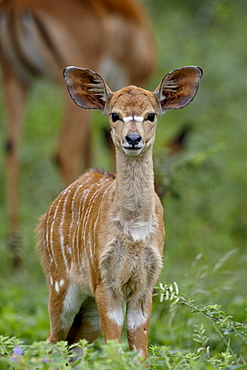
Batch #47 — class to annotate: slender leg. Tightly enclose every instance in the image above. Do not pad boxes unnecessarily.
[94,284,124,343]
[56,93,92,185]
[2,68,29,268]
[47,289,71,343]
[126,294,152,358]
[47,280,86,343]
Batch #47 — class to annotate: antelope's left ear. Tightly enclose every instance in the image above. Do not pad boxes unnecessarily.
[154,66,203,113]
[63,67,112,112]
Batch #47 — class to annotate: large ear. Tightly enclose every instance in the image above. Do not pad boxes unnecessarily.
[154,66,203,113]
[63,67,112,112]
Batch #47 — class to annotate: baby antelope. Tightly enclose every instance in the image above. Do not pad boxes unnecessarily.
[37,65,202,358]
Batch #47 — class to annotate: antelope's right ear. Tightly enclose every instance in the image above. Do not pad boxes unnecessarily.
[63,67,112,112]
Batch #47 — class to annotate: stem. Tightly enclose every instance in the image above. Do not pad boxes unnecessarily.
[155,283,247,332]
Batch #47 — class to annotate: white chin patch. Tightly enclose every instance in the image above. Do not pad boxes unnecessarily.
[122,147,142,156]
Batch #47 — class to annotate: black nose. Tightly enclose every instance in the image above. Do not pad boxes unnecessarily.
[125,133,142,146]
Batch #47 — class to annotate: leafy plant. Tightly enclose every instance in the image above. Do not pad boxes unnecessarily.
[154,282,247,369]
[0,337,148,370]
[0,0,246,369]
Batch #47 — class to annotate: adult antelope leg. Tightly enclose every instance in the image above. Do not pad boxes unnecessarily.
[56,95,92,185]
[3,69,29,268]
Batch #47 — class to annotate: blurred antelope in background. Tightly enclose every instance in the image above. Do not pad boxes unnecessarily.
[37,66,202,359]
[0,0,155,267]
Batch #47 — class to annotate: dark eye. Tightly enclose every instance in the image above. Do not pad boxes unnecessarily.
[147,113,156,122]
[111,113,120,122]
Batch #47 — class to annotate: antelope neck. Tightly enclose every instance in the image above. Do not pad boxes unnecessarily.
[113,148,155,222]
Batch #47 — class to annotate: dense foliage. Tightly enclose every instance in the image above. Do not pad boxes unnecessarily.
[0,0,246,368]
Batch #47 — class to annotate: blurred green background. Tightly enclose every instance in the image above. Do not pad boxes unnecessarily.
[0,0,246,359]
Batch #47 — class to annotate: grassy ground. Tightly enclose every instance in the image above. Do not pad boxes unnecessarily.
[0,0,246,368]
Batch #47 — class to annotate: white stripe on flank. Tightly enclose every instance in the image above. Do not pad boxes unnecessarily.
[55,281,60,293]
[69,176,93,266]
[93,181,115,257]
[59,186,73,272]
[47,207,59,268]
[69,181,87,241]
[75,187,91,265]
[48,183,74,268]
[82,178,108,260]
[69,181,87,265]
[60,279,65,287]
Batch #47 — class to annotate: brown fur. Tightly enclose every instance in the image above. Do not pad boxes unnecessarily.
[37,66,202,358]
[0,0,155,253]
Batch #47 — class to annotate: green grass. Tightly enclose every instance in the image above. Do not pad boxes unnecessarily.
[0,0,246,368]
